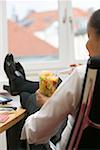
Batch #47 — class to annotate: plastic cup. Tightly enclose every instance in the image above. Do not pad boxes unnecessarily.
[39,71,58,97]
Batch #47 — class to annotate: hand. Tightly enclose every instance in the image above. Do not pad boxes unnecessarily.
[36,89,49,107]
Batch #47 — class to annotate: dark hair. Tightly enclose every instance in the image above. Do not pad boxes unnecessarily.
[89,9,100,36]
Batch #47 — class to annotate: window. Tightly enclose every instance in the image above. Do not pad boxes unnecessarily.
[7,0,59,62]
[0,1,8,82]
[6,0,74,74]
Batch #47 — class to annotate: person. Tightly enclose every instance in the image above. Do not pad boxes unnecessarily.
[3,9,100,149]
[3,54,65,150]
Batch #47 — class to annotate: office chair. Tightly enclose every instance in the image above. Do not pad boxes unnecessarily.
[66,56,100,150]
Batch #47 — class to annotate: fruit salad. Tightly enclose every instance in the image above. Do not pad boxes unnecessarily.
[39,71,58,97]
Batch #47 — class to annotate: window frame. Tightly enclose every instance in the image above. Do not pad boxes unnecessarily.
[0,1,8,82]
[18,0,75,73]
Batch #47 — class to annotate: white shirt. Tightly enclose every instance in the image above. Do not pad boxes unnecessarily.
[20,65,86,146]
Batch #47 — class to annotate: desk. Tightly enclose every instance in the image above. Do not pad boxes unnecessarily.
[0,106,26,150]
[0,108,26,134]
[0,93,28,150]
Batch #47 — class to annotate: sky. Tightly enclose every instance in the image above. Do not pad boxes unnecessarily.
[7,0,100,20]
[7,0,57,19]
[72,0,99,9]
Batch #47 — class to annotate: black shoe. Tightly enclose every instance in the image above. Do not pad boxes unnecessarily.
[4,54,14,78]
[3,54,25,95]
[4,53,25,79]
[4,57,16,80]
[15,62,26,79]
[5,53,14,63]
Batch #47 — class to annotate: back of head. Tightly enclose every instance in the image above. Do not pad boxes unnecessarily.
[89,9,100,36]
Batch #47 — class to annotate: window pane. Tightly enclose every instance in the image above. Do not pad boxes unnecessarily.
[7,0,59,62]
[71,0,99,61]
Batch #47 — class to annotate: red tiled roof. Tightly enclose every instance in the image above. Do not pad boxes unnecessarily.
[8,8,89,57]
[8,20,57,57]
[24,10,58,32]
[23,8,89,33]
[73,8,89,18]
